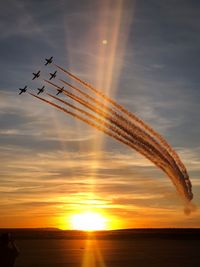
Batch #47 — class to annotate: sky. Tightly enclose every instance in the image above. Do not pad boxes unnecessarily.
[0,0,200,229]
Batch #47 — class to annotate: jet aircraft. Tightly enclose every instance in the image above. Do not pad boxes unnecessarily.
[32,70,40,80]
[37,86,45,95]
[49,71,57,80]
[45,56,53,66]
[19,85,27,95]
[56,86,64,95]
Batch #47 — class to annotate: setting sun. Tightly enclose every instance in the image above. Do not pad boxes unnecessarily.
[70,212,107,231]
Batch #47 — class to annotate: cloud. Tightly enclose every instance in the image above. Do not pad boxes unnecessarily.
[0,0,200,228]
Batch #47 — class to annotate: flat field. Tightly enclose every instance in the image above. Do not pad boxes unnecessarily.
[10,229,200,267]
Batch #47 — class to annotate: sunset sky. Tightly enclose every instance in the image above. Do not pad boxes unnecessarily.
[1,0,200,229]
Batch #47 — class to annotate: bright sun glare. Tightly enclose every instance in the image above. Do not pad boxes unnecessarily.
[71,212,107,231]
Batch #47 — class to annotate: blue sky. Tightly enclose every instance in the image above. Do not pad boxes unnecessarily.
[0,0,200,228]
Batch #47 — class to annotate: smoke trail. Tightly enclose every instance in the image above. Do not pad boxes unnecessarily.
[49,94,193,201]
[30,92,190,199]
[55,64,188,176]
[54,64,192,200]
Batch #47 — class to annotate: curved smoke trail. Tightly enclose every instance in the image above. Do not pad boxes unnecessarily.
[30,92,190,202]
[55,64,189,180]
[50,67,193,202]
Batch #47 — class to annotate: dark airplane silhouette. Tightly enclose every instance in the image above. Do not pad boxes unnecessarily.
[56,86,64,95]
[45,56,53,66]
[32,70,40,80]
[49,71,57,80]
[19,85,27,95]
[37,86,45,95]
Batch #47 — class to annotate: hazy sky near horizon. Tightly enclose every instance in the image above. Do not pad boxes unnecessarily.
[1,0,200,229]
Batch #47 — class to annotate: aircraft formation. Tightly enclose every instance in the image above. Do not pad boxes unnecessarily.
[18,57,63,96]
[18,56,194,210]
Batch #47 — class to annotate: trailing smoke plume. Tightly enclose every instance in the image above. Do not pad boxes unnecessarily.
[30,64,193,209]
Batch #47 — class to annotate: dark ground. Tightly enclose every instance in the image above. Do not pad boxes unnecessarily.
[1,229,200,267]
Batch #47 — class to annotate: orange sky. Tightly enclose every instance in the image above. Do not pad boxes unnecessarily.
[1,0,200,229]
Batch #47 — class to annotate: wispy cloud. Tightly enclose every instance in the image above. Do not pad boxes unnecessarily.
[0,0,200,228]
